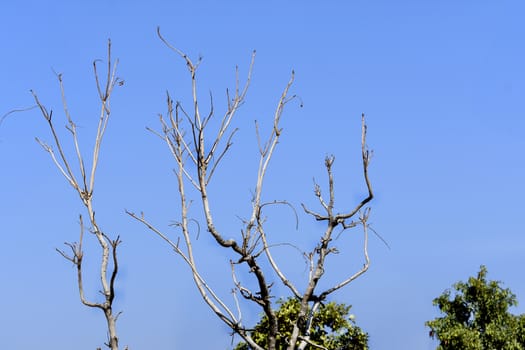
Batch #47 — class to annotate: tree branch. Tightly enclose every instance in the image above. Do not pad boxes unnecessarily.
[34,40,122,350]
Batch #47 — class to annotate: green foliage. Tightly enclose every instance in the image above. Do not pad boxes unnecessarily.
[234,298,368,350]
[426,265,525,350]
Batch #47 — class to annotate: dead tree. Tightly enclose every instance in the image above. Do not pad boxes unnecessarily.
[32,41,123,350]
[128,28,374,350]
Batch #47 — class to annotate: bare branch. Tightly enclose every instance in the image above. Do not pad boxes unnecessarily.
[35,41,122,350]
[325,156,335,215]
[204,51,256,170]
[334,114,373,224]
[109,236,122,304]
[300,203,328,221]
[230,262,244,322]
[31,90,80,191]
[247,71,295,234]
[168,97,198,166]
[369,225,390,249]
[207,127,238,184]
[34,137,76,187]
[259,222,301,299]
[55,72,89,192]
[126,210,239,325]
[319,209,371,299]
[89,42,119,195]
[157,27,196,72]
[231,260,261,305]
[0,105,37,126]
[257,200,301,298]
[313,180,330,213]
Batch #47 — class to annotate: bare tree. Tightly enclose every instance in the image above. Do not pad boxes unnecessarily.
[32,40,123,350]
[128,29,375,350]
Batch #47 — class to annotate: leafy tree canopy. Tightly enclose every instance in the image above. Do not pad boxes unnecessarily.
[426,265,525,350]
[234,297,368,350]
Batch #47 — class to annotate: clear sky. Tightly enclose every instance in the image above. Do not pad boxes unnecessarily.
[1,1,524,349]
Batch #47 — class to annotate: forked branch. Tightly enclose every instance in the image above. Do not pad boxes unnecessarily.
[33,40,123,350]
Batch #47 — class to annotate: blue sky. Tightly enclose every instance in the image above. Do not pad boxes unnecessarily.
[1,1,524,349]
